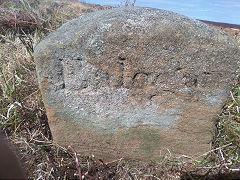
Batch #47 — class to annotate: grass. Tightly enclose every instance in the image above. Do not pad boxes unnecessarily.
[0,0,239,179]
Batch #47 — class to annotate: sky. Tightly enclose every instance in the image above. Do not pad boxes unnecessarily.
[80,0,240,25]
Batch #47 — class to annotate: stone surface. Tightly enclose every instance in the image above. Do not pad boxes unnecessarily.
[34,7,240,160]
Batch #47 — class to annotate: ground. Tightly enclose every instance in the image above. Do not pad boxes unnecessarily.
[0,0,239,179]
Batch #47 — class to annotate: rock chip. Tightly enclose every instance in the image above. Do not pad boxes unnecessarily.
[34,7,240,160]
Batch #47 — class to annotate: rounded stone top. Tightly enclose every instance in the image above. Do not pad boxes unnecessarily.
[35,6,238,57]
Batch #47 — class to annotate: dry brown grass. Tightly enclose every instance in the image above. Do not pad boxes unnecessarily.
[0,0,111,36]
[0,0,41,34]
[0,0,239,179]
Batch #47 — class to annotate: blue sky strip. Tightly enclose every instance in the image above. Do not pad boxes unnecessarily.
[81,0,240,25]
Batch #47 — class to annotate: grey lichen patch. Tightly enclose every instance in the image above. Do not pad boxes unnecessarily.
[204,90,227,106]
[123,128,162,157]
[52,85,181,132]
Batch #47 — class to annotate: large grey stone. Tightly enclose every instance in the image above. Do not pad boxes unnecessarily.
[34,7,240,160]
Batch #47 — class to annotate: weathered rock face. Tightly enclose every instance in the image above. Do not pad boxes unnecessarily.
[34,7,240,160]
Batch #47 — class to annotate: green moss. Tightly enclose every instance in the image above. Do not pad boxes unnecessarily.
[124,128,161,157]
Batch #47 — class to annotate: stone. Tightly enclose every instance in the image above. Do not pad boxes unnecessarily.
[34,7,240,160]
